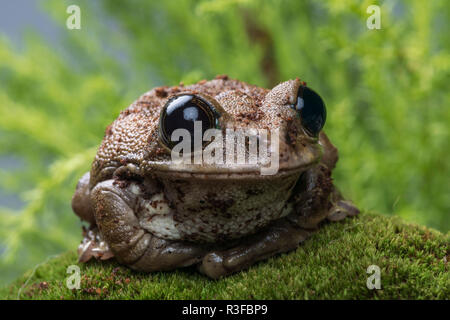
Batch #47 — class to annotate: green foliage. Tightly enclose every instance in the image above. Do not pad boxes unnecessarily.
[0,0,449,286]
[1,213,448,300]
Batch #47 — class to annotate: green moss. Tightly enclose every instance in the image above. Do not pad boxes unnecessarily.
[1,212,448,300]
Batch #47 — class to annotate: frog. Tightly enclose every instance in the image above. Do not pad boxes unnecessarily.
[72,75,359,279]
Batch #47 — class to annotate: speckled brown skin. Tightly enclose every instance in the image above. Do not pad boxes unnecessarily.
[72,76,359,278]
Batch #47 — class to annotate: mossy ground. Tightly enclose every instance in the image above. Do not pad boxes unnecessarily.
[1,212,448,300]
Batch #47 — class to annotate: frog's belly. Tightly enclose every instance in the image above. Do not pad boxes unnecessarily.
[134,175,299,243]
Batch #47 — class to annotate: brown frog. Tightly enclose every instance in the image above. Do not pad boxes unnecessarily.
[72,75,359,279]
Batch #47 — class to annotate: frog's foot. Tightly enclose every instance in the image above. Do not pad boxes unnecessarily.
[198,218,312,279]
[91,179,208,272]
[78,226,114,263]
[327,199,360,222]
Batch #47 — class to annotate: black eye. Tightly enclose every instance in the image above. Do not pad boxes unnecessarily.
[159,94,221,149]
[294,86,326,136]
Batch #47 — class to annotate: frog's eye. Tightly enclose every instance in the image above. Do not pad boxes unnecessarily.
[294,86,327,136]
[159,94,221,149]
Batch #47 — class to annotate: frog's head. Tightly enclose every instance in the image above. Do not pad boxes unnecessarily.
[146,78,326,179]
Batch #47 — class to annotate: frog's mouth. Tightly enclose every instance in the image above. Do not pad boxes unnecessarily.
[148,142,322,180]
[150,163,312,180]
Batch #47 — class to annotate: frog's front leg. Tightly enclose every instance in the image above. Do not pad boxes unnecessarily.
[91,179,208,272]
[287,164,359,229]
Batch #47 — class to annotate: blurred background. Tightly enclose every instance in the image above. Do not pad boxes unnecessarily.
[0,0,448,286]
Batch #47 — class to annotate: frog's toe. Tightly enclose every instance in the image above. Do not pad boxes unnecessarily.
[78,226,114,263]
[199,219,311,279]
[197,252,228,279]
[327,200,360,222]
